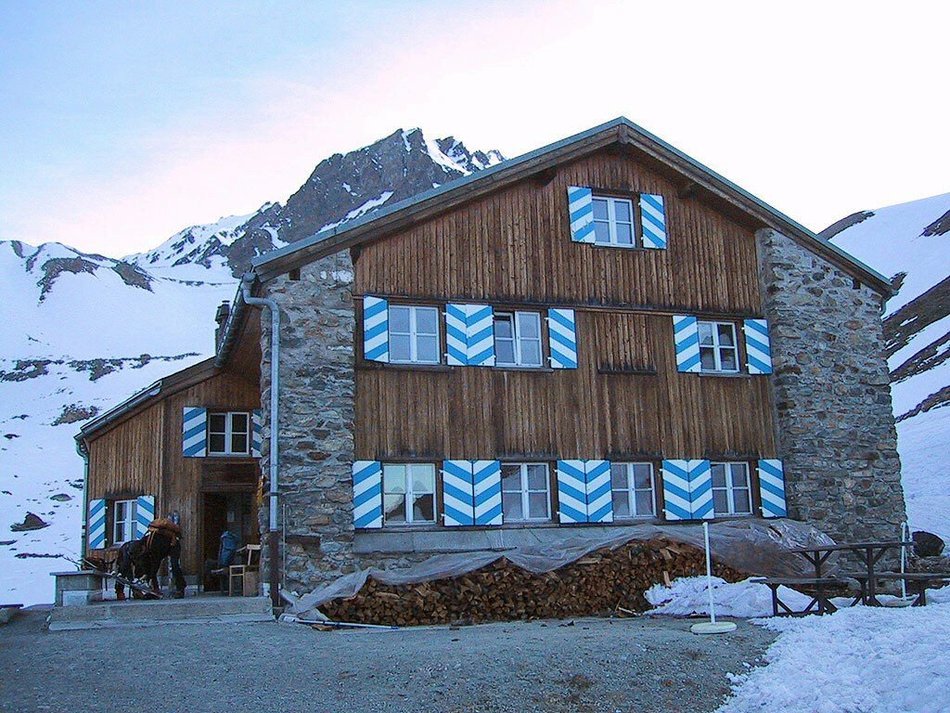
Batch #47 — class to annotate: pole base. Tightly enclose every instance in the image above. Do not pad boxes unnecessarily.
[691,620,737,634]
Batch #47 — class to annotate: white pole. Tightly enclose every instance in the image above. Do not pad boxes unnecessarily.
[704,521,717,624]
[691,522,736,634]
[900,521,908,599]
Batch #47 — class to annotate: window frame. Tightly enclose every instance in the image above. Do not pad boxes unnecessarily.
[493,311,544,368]
[381,462,438,527]
[501,462,551,522]
[112,499,137,545]
[698,320,741,374]
[609,462,657,519]
[710,461,753,517]
[592,195,637,247]
[207,411,251,456]
[388,304,442,365]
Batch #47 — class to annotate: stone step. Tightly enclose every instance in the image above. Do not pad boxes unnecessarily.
[48,596,273,631]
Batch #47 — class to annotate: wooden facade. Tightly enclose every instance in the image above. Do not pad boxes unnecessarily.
[353,150,776,467]
[82,316,262,577]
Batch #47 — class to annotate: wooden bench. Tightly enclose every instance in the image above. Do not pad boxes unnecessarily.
[0,603,24,624]
[847,572,949,607]
[752,576,847,616]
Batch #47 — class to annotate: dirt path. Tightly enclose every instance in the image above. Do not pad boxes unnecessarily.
[0,610,774,712]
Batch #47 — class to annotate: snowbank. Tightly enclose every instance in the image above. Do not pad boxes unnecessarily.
[719,600,950,713]
[645,576,812,618]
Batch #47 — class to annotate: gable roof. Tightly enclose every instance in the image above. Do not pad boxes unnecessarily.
[250,116,893,294]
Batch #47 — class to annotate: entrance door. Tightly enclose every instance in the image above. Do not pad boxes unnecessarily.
[201,491,257,589]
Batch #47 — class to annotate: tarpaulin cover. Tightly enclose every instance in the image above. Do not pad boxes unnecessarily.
[286,519,835,618]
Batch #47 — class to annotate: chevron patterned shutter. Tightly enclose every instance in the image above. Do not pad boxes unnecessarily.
[363,296,389,363]
[473,460,503,525]
[251,409,263,458]
[744,319,773,375]
[135,495,155,538]
[639,193,667,249]
[442,460,475,526]
[557,460,589,523]
[548,308,578,369]
[585,460,613,523]
[690,460,714,520]
[567,186,595,243]
[445,304,468,366]
[661,460,692,521]
[352,461,383,529]
[87,498,107,550]
[182,407,207,457]
[758,459,787,518]
[672,316,701,373]
[466,305,496,366]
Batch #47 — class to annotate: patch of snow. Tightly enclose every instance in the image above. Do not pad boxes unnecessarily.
[897,407,950,541]
[424,134,468,175]
[646,576,812,618]
[342,182,352,194]
[719,600,950,713]
[318,191,395,233]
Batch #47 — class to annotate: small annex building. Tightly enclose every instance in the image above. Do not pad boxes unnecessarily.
[79,118,907,603]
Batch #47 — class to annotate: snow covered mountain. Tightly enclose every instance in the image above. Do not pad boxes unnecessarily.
[824,193,950,541]
[0,129,502,605]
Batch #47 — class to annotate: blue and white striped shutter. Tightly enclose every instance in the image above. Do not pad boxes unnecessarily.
[639,194,667,249]
[758,459,787,518]
[672,316,701,373]
[352,461,383,529]
[182,407,207,457]
[135,495,155,538]
[251,409,263,458]
[87,499,107,550]
[442,460,475,526]
[567,186,595,243]
[363,296,389,363]
[466,305,495,367]
[661,460,692,521]
[445,304,469,366]
[548,308,578,369]
[472,460,503,525]
[744,319,773,375]
[557,460,589,523]
[585,460,613,523]
[689,460,714,520]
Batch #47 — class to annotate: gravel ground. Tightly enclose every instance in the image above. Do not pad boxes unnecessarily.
[0,610,774,712]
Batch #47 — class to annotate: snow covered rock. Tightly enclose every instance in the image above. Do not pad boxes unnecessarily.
[913,530,945,558]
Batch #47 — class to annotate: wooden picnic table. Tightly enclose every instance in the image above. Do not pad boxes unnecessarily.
[789,541,914,606]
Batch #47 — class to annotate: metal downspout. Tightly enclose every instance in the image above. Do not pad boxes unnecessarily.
[241,274,281,608]
[76,439,90,561]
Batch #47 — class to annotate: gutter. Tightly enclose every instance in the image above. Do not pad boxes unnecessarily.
[239,272,282,608]
[76,438,90,560]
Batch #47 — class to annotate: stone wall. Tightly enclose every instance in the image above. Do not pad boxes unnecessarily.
[257,253,430,594]
[756,229,906,545]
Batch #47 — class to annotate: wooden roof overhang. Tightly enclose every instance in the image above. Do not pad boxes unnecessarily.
[249,116,894,295]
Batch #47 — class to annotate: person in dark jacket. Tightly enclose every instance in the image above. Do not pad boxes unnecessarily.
[167,510,186,598]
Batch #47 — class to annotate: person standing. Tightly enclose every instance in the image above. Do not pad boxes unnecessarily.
[167,510,186,598]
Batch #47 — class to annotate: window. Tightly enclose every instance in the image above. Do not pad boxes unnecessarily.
[698,321,739,373]
[501,463,550,521]
[711,462,752,516]
[382,463,436,525]
[493,312,543,367]
[610,463,655,518]
[592,196,635,246]
[113,499,137,544]
[208,412,250,455]
[389,305,440,364]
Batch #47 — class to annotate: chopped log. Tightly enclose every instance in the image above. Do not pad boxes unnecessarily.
[321,538,745,626]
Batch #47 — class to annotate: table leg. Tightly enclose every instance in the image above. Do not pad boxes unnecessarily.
[864,548,880,606]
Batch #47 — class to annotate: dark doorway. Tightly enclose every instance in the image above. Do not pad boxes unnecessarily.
[201,491,257,590]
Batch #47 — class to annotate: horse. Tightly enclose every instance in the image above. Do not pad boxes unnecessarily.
[113,519,181,600]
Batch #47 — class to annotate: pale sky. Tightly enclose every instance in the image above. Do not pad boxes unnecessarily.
[1,1,948,257]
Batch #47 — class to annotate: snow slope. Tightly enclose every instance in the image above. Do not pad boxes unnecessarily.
[827,193,950,541]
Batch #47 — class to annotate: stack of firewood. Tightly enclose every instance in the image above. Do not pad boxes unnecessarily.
[321,538,745,625]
